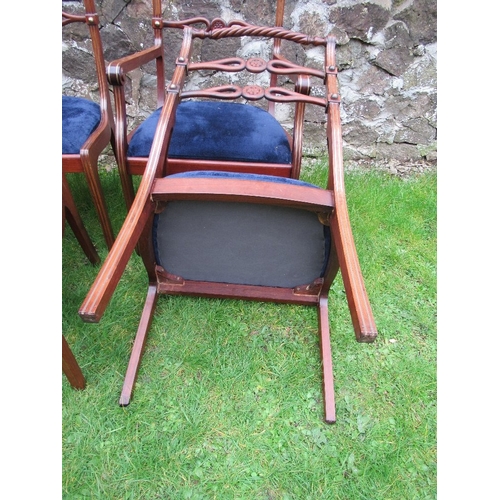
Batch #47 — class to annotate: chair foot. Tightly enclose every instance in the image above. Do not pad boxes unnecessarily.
[119,395,131,407]
[318,297,336,424]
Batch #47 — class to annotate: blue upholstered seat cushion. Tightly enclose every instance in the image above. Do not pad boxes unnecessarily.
[128,101,292,164]
[164,169,316,187]
[153,171,331,288]
[62,95,101,154]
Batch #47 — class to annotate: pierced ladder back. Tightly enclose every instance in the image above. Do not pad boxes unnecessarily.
[108,0,324,211]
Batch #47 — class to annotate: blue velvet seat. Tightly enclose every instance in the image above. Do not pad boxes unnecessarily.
[62,95,102,154]
[128,101,292,164]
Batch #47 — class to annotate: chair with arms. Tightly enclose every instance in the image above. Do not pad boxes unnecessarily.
[108,0,315,211]
[78,21,377,424]
[62,0,116,250]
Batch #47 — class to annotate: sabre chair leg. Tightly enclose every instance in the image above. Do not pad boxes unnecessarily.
[62,335,86,390]
[63,175,100,265]
[119,285,159,406]
[82,159,116,251]
[318,296,336,424]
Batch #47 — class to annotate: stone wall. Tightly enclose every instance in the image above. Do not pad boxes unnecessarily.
[62,0,437,167]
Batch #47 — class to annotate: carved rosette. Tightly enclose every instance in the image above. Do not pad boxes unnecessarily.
[210,18,226,30]
[246,57,267,74]
[242,85,265,101]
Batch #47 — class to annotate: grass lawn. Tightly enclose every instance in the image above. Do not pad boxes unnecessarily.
[62,162,437,499]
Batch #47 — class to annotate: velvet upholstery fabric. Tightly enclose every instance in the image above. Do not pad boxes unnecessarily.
[164,169,316,187]
[128,101,292,164]
[153,171,331,288]
[62,95,101,154]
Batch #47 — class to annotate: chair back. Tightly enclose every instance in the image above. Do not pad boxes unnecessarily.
[62,0,114,156]
[62,0,116,249]
[108,0,330,209]
[113,2,332,180]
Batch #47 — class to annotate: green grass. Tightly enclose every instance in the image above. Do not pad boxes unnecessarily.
[62,163,437,499]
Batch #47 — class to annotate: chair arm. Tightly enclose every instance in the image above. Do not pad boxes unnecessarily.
[79,92,169,323]
[78,198,155,323]
[79,50,190,321]
[78,100,170,322]
[106,44,163,86]
[331,195,377,343]
[106,43,166,210]
[151,177,334,213]
[326,121,377,342]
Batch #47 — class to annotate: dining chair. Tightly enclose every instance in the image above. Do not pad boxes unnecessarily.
[78,20,377,424]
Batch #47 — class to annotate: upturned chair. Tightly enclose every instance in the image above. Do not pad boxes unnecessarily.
[62,0,116,250]
[79,20,377,424]
[107,0,314,211]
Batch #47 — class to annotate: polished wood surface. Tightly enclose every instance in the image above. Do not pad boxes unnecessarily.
[63,173,95,389]
[63,173,100,265]
[62,335,86,390]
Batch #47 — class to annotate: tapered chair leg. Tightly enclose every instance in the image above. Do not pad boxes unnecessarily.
[81,158,116,251]
[119,285,159,406]
[62,335,86,390]
[318,297,336,424]
[63,174,100,265]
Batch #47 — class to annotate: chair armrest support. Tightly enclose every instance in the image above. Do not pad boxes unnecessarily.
[326,101,377,342]
[107,44,163,86]
[78,91,175,321]
[80,32,193,322]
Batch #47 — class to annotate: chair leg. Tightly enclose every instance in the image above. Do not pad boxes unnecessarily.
[81,158,116,250]
[119,285,159,406]
[62,335,86,390]
[63,175,100,265]
[318,296,336,424]
[117,160,137,213]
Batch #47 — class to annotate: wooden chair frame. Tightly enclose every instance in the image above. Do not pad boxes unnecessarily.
[62,0,116,249]
[79,23,377,424]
